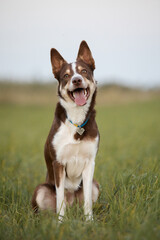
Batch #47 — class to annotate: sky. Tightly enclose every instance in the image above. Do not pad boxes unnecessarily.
[0,0,160,87]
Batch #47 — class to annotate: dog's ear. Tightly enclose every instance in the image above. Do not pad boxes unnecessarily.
[50,48,67,79]
[77,41,95,70]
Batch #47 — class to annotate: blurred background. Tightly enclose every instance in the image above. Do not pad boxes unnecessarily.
[1,2,160,238]
[0,0,160,88]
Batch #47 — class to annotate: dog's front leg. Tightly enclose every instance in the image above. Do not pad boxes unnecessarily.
[53,161,66,221]
[82,160,95,221]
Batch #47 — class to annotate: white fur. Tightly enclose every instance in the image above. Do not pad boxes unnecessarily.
[36,188,46,209]
[60,98,91,126]
[83,160,95,220]
[52,120,99,192]
[36,187,54,210]
[56,168,66,220]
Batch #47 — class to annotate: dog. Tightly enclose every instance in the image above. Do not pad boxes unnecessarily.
[32,41,100,221]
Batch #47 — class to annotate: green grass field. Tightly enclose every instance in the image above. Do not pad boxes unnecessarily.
[0,83,160,240]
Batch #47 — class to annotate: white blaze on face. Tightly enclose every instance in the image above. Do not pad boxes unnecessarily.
[69,63,87,90]
[71,63,81,78]
[65,62,87,106]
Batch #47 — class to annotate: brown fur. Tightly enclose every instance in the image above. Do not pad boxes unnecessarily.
[77,41,95,70]
[44,103,67,185]
[52,161,64,188]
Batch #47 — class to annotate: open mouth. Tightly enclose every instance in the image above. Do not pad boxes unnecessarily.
[68,87,90,106]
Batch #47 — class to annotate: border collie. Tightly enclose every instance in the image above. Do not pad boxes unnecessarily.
[32,41,100,221]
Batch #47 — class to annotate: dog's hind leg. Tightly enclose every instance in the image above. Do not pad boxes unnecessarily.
[31,183,56,213]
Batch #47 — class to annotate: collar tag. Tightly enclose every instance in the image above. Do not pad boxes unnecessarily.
[76,127,85,135]
[67,115,90,135]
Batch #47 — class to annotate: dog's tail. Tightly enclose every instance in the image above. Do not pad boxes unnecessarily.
[31,183,56,213]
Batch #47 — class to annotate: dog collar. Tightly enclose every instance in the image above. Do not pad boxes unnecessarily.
[67,116,90,135]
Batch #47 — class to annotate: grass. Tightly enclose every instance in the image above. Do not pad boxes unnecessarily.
[0,82,160,240]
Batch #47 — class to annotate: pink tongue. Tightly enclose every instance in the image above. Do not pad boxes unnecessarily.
[74,90,86,106]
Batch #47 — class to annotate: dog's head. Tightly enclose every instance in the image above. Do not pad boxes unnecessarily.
[50,41,96,107]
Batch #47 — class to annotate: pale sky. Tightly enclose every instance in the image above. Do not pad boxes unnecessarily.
[0,0,160,87]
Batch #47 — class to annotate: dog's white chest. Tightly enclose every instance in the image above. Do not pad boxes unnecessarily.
[52,120,98,190]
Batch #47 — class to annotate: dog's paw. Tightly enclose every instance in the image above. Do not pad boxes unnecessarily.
[85,213,94,221]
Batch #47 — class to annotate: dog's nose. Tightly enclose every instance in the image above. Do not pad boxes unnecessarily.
[72,77,82,86]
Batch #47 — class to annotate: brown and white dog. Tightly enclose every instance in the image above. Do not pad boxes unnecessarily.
[32,41,100,221]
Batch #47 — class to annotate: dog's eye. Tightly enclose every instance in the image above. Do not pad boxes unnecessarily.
[81,69,87,74]
[64,74,69,79]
